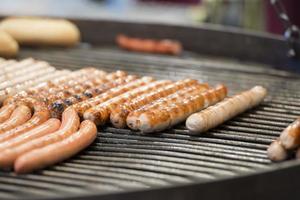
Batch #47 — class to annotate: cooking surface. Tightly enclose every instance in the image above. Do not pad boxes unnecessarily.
[0,46,299,199]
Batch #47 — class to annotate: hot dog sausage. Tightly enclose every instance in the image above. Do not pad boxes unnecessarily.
[186,86,266,134]
[14,120,96,174]
[110,79,200,128]
[0,107,79,169]
[279,118,300,150]
[0,105,31,133]
[267,140,289,162]
[83,80,172,125]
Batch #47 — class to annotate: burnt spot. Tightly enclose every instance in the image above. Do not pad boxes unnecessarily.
[51,102,65,112]
[74,94,82,101]
[84,92,93,98]
[64,99,73,106]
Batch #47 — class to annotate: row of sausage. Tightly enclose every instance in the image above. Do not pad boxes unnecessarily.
[0,57,269,173]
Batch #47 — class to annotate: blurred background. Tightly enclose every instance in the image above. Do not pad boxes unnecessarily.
[0,0,299,36]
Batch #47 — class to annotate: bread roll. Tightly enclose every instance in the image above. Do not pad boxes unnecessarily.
[0,17,80,47]
[0,30,18,57]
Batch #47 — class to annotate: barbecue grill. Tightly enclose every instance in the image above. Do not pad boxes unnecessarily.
[1,18,300,200]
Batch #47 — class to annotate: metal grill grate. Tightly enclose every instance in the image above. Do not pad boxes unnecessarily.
[0,46,299,199]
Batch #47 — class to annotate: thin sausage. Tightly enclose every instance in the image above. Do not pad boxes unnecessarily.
[0,58,34,76]
[84,80,172,125]
[279,118,300,150]
[110,79,200,128]
[73,76,154,117]
[186,86,267,134]
[0,105,31,133]
[0,98,50,143]
[0,118,61,152]
[0,70,70,102]
[14,120,96,174]
[0,107,79,169]
[267,140,289,162]
[116,34,182,55]
[127,83,214,132]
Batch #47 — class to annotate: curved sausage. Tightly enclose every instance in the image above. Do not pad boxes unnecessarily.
[0,107,79,169]
[0,103,16,123]
[0,98,50,143]
[116,34,182,55]
[14,120,96,174]
[186,86,266,134]
[0,118,61,152]
[126,83,213,132]
[279,118,300,150]
[73,76,154,117]
[267,140,288,162]
[110,79,200,128]
[0,105,31,133]
[83,80,172,125]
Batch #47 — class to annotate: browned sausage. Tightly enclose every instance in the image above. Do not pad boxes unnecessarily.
[83,80,172,125]
[14,120,97,174]
[279,118,300,150]
[0,107,79,169]
[110,79,201,128]
[0,98,49,143]
[116,34,182,55]
[73,76,154,117]
[127,83,216,132]
[0,105,31,133]
[0,103,16,123]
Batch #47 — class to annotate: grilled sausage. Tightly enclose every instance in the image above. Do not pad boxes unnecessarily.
[0,58,35,76]
[0,70,70,102]
[116,34,182,55]
[186,86,267,134]
[127,83,216,132]
[279,118,300,150]
[0,119,61,152]
[14,120,96,174]
[84,80,172,125]
[0,107,79,169]
[0,60,52,82]
[0,105,31,133]
[0,103,16,123]
[110,79,200,128]
[267,140,289,162]
[50,72,133,118]
[73,76,154,117]
[0,98,50,143]
[0,17,80,47]
[0,66,56,90]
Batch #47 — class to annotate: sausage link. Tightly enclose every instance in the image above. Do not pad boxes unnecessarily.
[84,80,172,125]
[126,83,212,132]
[50,73,134,119]
[267,140,289,162]
[110,79,200,128]
[0,98,50,143]
[0,118,61,152]
[116,34,182,55]
[279,118,300,150]
[0,70,70,103]
[0,105,31,133]
[0,58,34,76]
[73,76,154,117]
[0,60,52,82]
[0,107,79,169]
[186,86,266,134]
[0,103,16,123]
[14,120,96,174]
